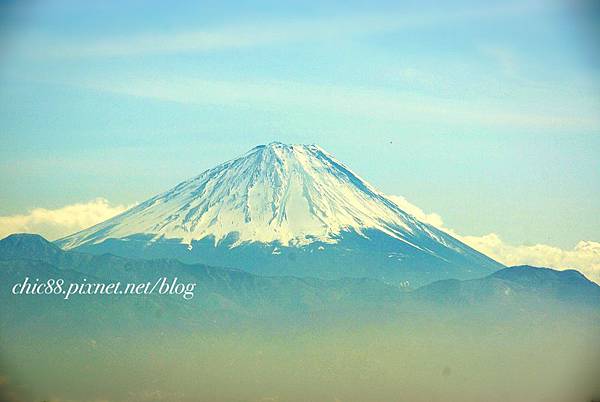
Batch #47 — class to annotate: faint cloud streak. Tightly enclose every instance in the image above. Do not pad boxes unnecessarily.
[18,1,547,59]
[79,75,600,132]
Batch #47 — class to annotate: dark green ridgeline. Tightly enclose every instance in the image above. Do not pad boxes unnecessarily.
[1,233,599,332]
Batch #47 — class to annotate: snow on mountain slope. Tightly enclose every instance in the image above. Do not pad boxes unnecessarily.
[57,143,483,261]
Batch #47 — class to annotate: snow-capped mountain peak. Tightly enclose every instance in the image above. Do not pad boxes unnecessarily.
[56,142,504,287]
[58,143,462,252]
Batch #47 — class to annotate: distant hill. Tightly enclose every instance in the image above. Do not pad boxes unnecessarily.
[414,265,600,309]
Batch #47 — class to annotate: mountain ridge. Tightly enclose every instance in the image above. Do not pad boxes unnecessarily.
[3,233,598,308]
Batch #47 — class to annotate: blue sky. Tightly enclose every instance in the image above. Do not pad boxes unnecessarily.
[0,0,599,255]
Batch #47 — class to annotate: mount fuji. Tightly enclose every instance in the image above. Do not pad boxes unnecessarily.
[56,142,503,287]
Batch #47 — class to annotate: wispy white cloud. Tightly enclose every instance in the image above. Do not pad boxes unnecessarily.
[0,198,132,241]
[78,75,600,133]
[18,1,546,59]
[388,195,600,283]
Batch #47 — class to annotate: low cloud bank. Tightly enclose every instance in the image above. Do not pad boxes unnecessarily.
[388,195,600,283]
[0,198,131,241]
[1,196,597,282]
